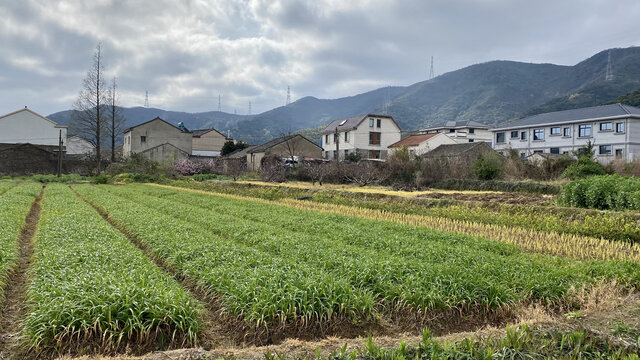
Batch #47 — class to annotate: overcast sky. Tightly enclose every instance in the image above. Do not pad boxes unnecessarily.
[1,0,639,116]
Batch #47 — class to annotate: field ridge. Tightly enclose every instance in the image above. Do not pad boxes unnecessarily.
[0,184,44,360]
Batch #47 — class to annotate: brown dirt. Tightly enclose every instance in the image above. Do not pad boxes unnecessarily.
[0,184,44,360]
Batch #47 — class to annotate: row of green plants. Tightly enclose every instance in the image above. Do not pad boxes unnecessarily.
[0,183,40,309]
[74,184,640,330]
[279,325,640,360]
[169,180,640,242]
[23,184,203,352]
[561,175,640,210]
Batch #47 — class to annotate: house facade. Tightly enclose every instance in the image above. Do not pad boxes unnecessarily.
[192,128,232,157]
[388,133,457,156]
[419,120,492,144]
[123,117,192,162]
[247,134,322,171]
[0,107,67,146]
[492,104,640,163]
[321,114,401,160]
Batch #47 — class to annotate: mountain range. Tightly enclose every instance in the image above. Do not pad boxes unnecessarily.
[48,46,640,144]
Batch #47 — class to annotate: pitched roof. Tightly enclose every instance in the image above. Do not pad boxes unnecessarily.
[249,134,322,153]
[389,134,438,148]
[322,114,400,134]
[423,120,489,130]
[424,142,492,157]
[124,117,188,133]
[0,107,67,128]
[495,104,640,130]
[225,145,256,158]
[191,128,232,139]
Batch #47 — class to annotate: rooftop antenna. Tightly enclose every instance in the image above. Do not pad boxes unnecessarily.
[144,91,149,108]
[248,101,252,115]
[285,85,291,106]
[429,56,434,80]
[217,94,222,112]
[605,50,614,81]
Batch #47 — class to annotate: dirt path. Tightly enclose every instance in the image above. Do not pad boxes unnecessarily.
[70,186,241,350]
[0,184,44,360]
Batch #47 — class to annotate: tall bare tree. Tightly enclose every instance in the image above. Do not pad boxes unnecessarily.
[72,43,107,173]
[106,76,125,162]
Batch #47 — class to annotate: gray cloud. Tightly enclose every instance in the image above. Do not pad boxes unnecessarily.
[1,0,639,116]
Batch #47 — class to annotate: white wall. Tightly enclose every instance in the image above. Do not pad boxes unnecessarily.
[323,116,401,159]
[0,109,67,146]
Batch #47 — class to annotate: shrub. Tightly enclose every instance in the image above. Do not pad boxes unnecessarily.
[92,173,110,184]
[383,147,418,189]
[259,155,286,182]
[561,156,607,179]
[561,174,640,210]
[472,152,503,180]
[345,152,362,162]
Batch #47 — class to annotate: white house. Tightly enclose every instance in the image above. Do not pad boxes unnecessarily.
[66,135,95,155]
[0,107,67,146]
[388,133,457,156]
[321,114,402,160]
[419,120,492,144]
[492,104,640,163]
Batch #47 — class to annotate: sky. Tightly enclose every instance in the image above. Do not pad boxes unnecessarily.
[1,0,640,116]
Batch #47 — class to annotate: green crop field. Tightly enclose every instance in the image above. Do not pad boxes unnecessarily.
[0,181,639,358]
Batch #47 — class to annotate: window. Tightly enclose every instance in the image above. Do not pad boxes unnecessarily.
[599,122,612,131]
[550,127,561,135]
[599,145,612,155]
[563,127,570,137]
[324,151,329,159]
[616,122,625,133]
[520,131,527,140]
[369,150,380,159]
[376,119,381,128]
[496,132,505,143]
[520,152,526,159]
[344,131,350,142]
[533,150,543,154]
[579,124,592,137]
[344,149,349,157]
[468,128,475,134]
[325,134,330,144]
[332,150,337,159]
[468,139,474,143]
[533,129,544,141]
[333,133,338,143]
[369,132,381,145]
[616,149,624,157]
[449,129,455,133]
[140,136,147,143]
[510,131,519,138]
[369,119,374,127]
[550,147,560,154]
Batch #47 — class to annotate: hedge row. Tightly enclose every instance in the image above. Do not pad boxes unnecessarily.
[561,175,640,210]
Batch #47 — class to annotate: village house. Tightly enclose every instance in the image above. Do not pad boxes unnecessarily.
[247,134,322,171]
[388,133,457,156]
[423,142,496,163]
[0,107,67,146]
[191,128,232,157]
[492,104,640,163]
[419,120,492,144]
[123,117,192,162]
[321,114,402,160]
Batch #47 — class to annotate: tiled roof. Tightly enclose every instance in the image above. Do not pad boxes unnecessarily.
[424,120,489,129]
[495,104,640,130]
[249,134,322,153]
[424,142,490,157]
[124,117,188,133]
[389,134,437,148]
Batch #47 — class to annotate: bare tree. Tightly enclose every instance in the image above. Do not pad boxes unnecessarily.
[279,130,298,164]
[106,77,125,162]
[224,158,245,181]
[305,161,331,185]
[72,43,107,173]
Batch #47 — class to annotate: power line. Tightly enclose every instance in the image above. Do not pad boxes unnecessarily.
[248,101,252,115]
[429,56,435,80]
[144,91,149,108]
[285,86,291,106]
[605,50,614,81]
[217,94,222,112]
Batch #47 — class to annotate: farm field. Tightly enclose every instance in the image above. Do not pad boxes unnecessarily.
[0,181,639,359]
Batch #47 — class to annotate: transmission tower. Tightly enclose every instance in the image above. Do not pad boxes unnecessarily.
[248,101,252,115]
[217,95,221,112]
[429,56,434,80]
[285,86,291,106]
[144,91,149,108]
[605,50,614,81]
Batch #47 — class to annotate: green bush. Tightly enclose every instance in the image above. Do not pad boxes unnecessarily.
[430,179,562,195]
[92,174,110,184]
[561,156,607,179]
[190,173,219,182]
[472,153,503,180]
[30,174,86,183]
[561,175,640,210]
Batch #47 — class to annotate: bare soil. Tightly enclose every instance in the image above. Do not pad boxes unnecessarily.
[0,185,44,360]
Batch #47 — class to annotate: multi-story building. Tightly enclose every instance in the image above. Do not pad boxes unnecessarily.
[123,117,192,162]
[419,120,492,144]
[321,114,402,160]
[492,104,640,163]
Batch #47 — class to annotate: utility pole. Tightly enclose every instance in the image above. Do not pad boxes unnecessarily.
[57,130,63,177]
[334,127,340,162]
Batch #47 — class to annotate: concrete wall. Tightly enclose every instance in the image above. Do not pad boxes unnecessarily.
[493,117,639,163]
[0,109,67,146]
[123,119,192,162]
[193,130,228,153]
[389,133,458,156]
[138,143,189,163]
[323,116,401,160]
[248,136,322,171]
[425,127,492,144]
